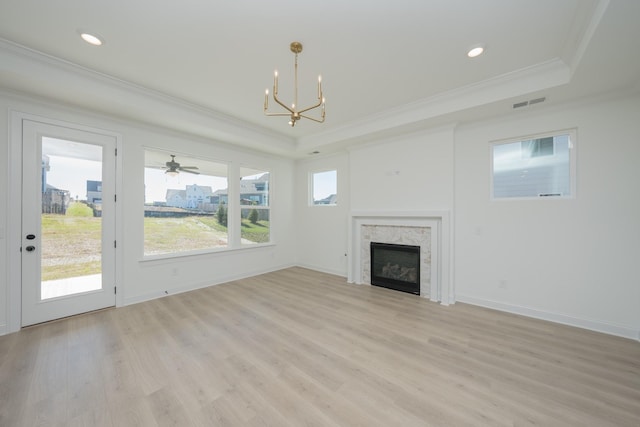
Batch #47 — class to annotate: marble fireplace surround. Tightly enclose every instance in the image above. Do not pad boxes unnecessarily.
[348,211,453,305]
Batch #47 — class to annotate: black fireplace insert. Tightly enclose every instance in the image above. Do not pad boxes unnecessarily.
[370,242,420,295]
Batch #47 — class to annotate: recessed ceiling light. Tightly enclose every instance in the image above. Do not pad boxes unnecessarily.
[79,32,103,46]
[467,45,485,58]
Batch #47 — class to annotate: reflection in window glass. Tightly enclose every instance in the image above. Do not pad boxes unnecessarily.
[312,170,337,205]
[491,132,574,199]
[521,137,554,158]
[144,150,228,256]
[239,167,270,244]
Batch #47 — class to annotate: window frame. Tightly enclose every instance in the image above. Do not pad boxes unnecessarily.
[309,169,338,206]
[489,129,577,201]
[239,165,272,247]
[142,148,232,259]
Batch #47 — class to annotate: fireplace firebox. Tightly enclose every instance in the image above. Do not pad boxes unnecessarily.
[370,242,420,295]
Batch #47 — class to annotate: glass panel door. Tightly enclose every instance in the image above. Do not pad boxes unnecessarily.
[41,138,103,299]
[21,119,116,326]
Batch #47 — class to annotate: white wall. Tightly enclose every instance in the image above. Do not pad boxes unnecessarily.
[454,93,640,339]
[349,127,455,212]
[295,95,639,339]
[0,101,8,334]
[1,91,297,333]
[294,127,455,277]
[118,123,296,305]
[294,152,350,276]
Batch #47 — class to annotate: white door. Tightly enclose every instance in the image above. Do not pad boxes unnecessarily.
[21,119,116,326]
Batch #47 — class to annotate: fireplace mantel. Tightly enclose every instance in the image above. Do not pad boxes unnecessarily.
[348,210,453,305]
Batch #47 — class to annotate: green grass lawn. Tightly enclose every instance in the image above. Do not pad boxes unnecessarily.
[41,202,101,280]
[65,201,95,217]
[42,203,271,279]
[239,219,270,243]
[143,216,228,255]
[144,216,270,255]
[196,216,270,243]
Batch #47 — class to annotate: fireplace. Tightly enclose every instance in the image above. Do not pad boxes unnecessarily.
[370,242,420,295]
[349,212,450,304]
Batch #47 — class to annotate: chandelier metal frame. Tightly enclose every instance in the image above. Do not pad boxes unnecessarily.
[264,42,325,127]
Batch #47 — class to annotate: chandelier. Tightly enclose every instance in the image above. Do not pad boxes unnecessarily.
[264,42,325,127]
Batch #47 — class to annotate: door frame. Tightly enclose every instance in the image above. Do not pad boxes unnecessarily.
[7,111,124,333]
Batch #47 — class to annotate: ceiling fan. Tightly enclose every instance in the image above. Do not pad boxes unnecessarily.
[162,154,199,176]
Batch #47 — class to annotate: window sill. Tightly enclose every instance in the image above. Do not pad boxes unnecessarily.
[139,242,275,264]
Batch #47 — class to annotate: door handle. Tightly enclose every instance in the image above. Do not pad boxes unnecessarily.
[26,245,36,252]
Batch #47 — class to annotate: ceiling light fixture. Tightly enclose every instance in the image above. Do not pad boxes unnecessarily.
[264,42,325,127]
[79,32,103,46]
[467,45,485,58]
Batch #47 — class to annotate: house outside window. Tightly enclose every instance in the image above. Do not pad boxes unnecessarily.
[491,130,576,200]
[143,150,229,256]
[311,170,337,205]
[239,167,270,244]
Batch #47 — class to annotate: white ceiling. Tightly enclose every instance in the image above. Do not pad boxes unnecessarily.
[1,0,639,157]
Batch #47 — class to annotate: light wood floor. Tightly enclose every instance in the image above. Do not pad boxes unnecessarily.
[1,267,639,426]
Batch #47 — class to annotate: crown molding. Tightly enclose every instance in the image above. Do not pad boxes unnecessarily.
[297,0,613,152]
[0,38,296,156]
[564,0,610,76]
[296,59,571,151]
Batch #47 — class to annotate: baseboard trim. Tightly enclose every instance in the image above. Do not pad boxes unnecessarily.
[0,323,7,337]
[295,263,347,278]
[123,262,296,306]
[457,294,640,341]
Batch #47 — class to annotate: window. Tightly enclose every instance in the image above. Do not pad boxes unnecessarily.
[311,170,337,205]
[239,167,270,244]
[522,137,554,158]
[491,130,575,199]
[144,150,228,256]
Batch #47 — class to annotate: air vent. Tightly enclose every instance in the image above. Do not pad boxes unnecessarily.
[529,97,546,105]
[513,96,546,109]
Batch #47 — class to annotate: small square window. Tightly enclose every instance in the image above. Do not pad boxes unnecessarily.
[311,170,337,205]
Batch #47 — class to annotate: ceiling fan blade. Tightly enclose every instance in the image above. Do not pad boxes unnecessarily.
[179,166,199,170]
[179,167,200,175]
